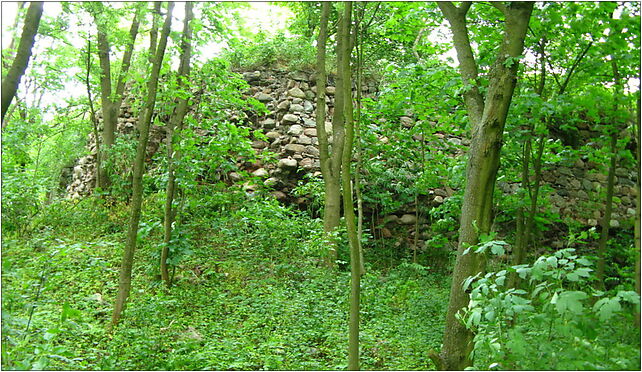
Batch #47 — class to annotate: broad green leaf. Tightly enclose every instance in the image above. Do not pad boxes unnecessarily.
[555,291,587,315]
[593,297,621,321]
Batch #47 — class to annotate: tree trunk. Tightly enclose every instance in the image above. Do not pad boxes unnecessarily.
[161,1,193,286]
[110,4,142,122]
[315,1,343,268]
[1,1,43,125]
[336,4,360,368]
[596,61,622,286]
[111,1,174,328]
[95,23,115,189]
[354,4,366,276]
[634,93,641,328]
[149,2,162,59]
[93,4,141,190]
[84,37,102,190]
[435,3,533,369]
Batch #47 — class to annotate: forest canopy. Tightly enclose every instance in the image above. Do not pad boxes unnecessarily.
[1,1,640,370]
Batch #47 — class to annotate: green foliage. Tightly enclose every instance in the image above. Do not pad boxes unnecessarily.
[1,187,451,370]
[292,173,325,217]
[461,248,641,370]
[223,31,316,71]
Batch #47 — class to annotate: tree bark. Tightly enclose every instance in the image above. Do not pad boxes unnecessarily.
[111,4,142,122]
[95,22,115,189]
[634,93,641,328]
[336,4,359,369]
[1,1,43,125]
[93,4,141,189]
[161,1,193,286]
[354,3,366,276]
[315,1,343,268]
[436,2,533,369]
[436,2,483,127]
[596,60,622,286]
[149,2,162,59]
[84,37,102,190]
[111,1,174,328]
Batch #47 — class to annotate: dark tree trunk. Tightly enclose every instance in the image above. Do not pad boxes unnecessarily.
[1,1,43,125]
[111,1,174,328]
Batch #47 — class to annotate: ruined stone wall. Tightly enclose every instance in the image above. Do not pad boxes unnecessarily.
[63,67,638,242]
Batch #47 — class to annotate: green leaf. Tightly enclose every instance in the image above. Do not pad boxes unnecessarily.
[546,256,558,268]
[555,291,587,315]
[574,267,592,278]
[617,291,641,304]
[593,297,621,321]
[485,310,496,321]
[490,242,505,256]
[566,272,580,282]
[61,302,82,322]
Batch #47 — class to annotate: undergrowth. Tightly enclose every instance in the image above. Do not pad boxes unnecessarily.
[1,192,449,370]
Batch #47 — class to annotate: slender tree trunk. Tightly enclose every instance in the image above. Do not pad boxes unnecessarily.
[433,3,533,369]
[1,1,43,125]
[84,37,102,190]
[635,92,640,328]
[354,5,366,275]
[93,5,141,189]
[596,60,622,286]
[149,2,161,59]
[161,1,193,286]
[315,1,343,268]
[111,2,174,328]
[94,10,115,189]
[110,4,142,121]
[596,129,618,284]
[335,4,359,369]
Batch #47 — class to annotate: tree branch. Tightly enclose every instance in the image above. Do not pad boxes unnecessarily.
[558,41,593,95]
[437,1,484,125]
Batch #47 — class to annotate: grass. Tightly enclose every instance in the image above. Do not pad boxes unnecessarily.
[1,194,450,370]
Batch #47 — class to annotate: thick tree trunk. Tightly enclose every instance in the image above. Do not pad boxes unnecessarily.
[435,3,533,369]
[1,1,43,125]
[111,2,174,327]
[161,1,193,286]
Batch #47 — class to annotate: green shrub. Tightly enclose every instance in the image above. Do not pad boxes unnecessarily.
[461,248,641,370]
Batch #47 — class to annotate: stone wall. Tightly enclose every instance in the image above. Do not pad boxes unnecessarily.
[64,67,638,243]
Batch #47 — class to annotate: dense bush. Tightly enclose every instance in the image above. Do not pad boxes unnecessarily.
[462,247,641,370]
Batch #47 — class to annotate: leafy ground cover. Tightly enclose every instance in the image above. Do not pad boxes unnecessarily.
[1,193,449,370]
